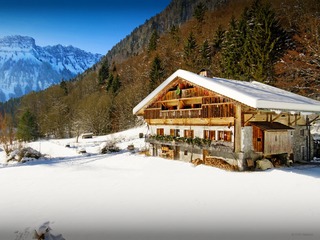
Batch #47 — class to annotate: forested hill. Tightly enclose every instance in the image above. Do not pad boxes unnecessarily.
[106,0,228,63]
[2,0,320,142]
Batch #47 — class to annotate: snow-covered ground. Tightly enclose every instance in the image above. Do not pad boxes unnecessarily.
[1,125,320,240]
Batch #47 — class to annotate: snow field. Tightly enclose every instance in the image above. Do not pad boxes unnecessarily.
[0,126,320,240]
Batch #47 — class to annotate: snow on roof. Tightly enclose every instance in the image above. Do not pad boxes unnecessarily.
[133,69,320,115]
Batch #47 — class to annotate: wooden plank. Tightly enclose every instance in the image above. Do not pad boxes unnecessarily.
[234,103,242,153]
[146,117,235,126]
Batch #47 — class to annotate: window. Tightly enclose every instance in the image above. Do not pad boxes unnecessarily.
[170,129,180,137]
[157,128,164,136]
[184,129,194,138]
[204,130,216,140]
[218,131,232,142]
[184,150,188,155]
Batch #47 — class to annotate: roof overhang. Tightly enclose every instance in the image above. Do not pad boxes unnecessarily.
[133,69,320,115]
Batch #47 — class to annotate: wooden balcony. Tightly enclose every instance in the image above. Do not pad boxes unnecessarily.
[144,103,234,120]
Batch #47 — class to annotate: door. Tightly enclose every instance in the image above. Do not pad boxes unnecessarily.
[253,126,264,152]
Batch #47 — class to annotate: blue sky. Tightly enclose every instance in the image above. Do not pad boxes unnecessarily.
[0,0,171,54]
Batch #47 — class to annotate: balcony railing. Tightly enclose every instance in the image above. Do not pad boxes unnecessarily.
[144,103,234,119]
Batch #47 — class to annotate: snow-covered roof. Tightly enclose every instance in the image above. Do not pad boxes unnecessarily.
[133,69,320,115]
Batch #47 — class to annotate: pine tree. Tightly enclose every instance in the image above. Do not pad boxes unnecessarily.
[98,58,109,86]
[60,80,68,95]
[199,39,212,68]
[222,17,244,79]
[106,73,114,92]
[16,109,38,142]
[244,0,289,83]
[184,32,198,69]
[169,25,180,45]
[193,2,207,24]
[148,30,159,53]
[212,24,225,53]
[112,75,121,94]
[149,56,164,92]
[221,0,290,83]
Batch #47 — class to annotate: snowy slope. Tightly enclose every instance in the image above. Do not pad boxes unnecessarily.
[0,35,102,101]
[0,126,320,240]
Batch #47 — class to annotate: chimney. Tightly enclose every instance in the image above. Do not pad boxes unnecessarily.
[198,69,212,77]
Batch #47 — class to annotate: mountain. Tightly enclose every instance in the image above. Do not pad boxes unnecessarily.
[0,35,102,102]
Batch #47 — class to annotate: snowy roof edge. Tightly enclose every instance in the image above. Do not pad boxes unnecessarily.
[133,69,320,115]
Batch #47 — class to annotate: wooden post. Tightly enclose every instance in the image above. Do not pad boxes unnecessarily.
[234,103,242,153]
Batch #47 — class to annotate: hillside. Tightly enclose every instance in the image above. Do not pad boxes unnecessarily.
[3,0,320,140]
[106,0,229,63]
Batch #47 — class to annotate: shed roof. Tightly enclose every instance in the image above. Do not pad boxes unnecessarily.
[133,69,320,115]
[250,122,293,131]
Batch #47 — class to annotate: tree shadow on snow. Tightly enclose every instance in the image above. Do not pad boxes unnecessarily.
[0,149,135,171]
[271,163,320,179]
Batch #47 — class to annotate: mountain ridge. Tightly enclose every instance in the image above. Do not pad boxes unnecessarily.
[105,0,228,63]
[0,35,102,102]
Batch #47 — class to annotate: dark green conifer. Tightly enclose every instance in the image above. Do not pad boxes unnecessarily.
[16,109,38,142]
[148,30,159,53]
[98,58,109,86]
[106,74,114,92]
[112,75,121,94]
[199,39,212,67]
[212,24,225,52]
[193,2,207,24]
[221,0,290,83]
[149,56,164,92]
[184,32,198,69]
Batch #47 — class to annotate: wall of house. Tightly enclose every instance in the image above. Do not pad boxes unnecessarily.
[147,124,236,164]
[241,126,253,153]
[292,125,310,161]
[148,125,234,141]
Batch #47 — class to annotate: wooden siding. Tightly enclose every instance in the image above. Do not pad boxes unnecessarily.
[144,81,236,122]
[144,103,234,120]
[264,131,292,155]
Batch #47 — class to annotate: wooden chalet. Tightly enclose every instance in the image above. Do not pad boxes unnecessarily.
[133,69,320,169]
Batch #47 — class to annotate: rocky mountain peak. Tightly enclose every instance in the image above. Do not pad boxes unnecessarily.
[0,35,36,50]
[0,35,102,102]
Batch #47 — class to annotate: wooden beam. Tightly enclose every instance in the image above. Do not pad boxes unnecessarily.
[289,114,301,126]
[271,113,282,123]
[244,113,256,125]
[309,115,320,124]
[234,103,242,153]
